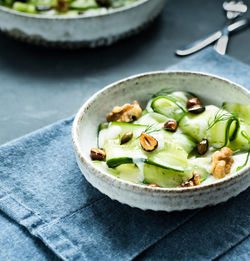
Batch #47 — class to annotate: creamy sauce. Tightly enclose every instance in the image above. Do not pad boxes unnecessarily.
[99,126,121,148]
[150,132,165,151]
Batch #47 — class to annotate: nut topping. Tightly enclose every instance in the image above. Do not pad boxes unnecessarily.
[188,105,205,114]
[187,97,205,114]
[163,120,178,132]
[147,183,160,187]
[55,0,69,12]
[186,97,201,109]
[120,132,133,144]
[96,0,110,7]
[140,133,158,152]
[107,101,142,123]
[197,138,209,155]
[211,147,234,179]
[90,148,106,161]
[179,171,201,187]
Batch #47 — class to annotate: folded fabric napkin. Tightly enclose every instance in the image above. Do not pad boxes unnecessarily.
[0,48,249,261]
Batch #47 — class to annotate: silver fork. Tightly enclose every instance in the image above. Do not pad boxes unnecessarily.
[214,0,248,55]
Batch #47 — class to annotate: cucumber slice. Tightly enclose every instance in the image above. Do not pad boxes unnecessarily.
[98,122,146,148]
[223,103,250,120]
[187,157,210,182]
[94,162,143,184]
[135,112,169,126]
[151,96,186,121]
[179,105,238,148]
[70,0,98,10]
[223,102,250,151]
[144,164,189,188]
[167,91,192,105]
[98,123,108,132]
[229,121,250,151]
[105,138,188,172]
[145,91,191,121]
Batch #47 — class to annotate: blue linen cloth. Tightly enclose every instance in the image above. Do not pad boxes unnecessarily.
[0,48,249,261]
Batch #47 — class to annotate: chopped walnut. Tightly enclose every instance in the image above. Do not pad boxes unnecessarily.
[106,101,142,123]
[211,147,234,179]
[179,171,201,187]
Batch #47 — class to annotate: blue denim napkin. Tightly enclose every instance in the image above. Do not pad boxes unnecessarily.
[0,48,249,261]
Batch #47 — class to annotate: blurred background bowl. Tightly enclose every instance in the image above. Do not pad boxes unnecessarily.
[0,0,166,48]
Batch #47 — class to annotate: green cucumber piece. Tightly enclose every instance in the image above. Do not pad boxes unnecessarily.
[186,158,210,182]
[223,102,250,121]
[223,102,250,150]
[105,139,187,172]
[144,164,189,188]
[135,112,169,126]
[229,120,250,151]
[70,0,98,10]
[98,122,147,148]
[93,162,143,184]
[167,91,192,105]
[179,105,238,148]
[13,2,37,13]
[151,96,186,121]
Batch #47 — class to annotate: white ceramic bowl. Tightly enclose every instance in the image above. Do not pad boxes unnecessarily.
[72,71,250,211]
[0,0,166,47]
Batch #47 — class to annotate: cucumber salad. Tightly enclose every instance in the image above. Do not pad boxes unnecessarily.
[90,90,250,188]
[1,0,138,16]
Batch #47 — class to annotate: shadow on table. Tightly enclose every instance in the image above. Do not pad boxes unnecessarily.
[0,15,164,80]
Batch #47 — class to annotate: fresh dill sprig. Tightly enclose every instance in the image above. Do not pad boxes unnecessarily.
[151,88,173,98]
[136,124,161,139]
[237,131,250,171]
[207,108,236,130]
[144,124,162,135]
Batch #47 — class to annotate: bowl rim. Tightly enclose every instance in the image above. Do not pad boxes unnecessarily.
[0,0,150,20]
[72,70,250,194]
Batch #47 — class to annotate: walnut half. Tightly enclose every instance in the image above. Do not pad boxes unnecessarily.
[211,147,234,179]
[107,101,142,123]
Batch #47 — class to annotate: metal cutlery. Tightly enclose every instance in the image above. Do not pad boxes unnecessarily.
[176,18,250,56]
[214,0,248,55]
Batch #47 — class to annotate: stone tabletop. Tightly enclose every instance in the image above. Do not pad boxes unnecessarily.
[1,0,250,145]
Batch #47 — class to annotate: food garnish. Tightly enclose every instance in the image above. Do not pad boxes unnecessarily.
[207,108,236,130]
[106,101,142,123]
[197,138,209,155]
[90,148,106,161]
[186,97,201,109]
[179,171,201,187]
[211,147,234,179]
[188,105,205,114]
[120,132,133,145]
[140,133,158,152]
[163,120,178,132]
[236,131,250,171]
[186,97,205,114]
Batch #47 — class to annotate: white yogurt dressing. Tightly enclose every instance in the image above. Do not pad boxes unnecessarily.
[150,132,165,151]
[98,125,121,148]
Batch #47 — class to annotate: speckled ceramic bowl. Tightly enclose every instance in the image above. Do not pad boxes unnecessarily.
[0,0,166,47]
[72,71,250,211]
